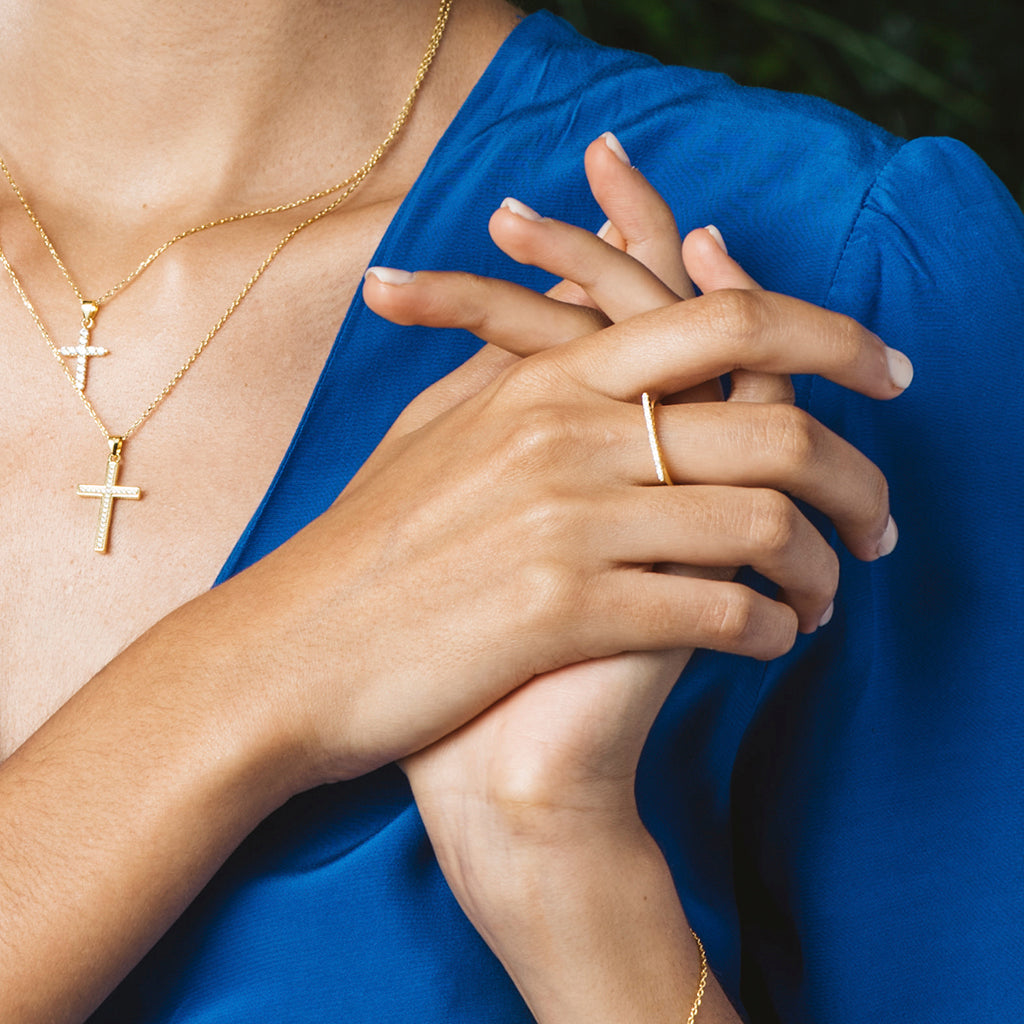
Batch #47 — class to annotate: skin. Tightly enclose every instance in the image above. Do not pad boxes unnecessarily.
[0,2,908,1021]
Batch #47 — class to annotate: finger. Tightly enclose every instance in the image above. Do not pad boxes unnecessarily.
[603,485,839,633]
[545,218,628,308]
[596,218,627,251]
[583,133,695,299]
[363,267,606,354]
[524,288,914,403]
[682,226,761,294]
[490,198,681,320]
[618,400,892,561]
[592,571,799,662]
[728,372,796,405]
[545,277,600,309]
[682,226,794,405]
[539,208,718,404]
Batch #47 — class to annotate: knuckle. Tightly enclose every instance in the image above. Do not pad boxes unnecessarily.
[452,274,494,334]
[821,545,841,597]
[698,586,758,646]
[747,488,800,556]
[417,273,481,327]
[706,288,766,350]
[506,404,575,465]
[829,312,867,374]
[762,404,818,473]
[459,272,526,338]
[755,605,800,661]
[497,352,578,404]
[862,466,890,524]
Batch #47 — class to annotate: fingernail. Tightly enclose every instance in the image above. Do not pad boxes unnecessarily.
[885,347,914,390]
[705,224,728,254]
[365,266,415,285]
[876,515,899,557]
[818,601,835,628]
[597,219,612,239]
[601,131,631,166]
[500,196,543,221]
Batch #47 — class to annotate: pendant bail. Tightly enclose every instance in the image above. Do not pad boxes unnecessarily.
[81,299,99,326]
[108,436,124,462]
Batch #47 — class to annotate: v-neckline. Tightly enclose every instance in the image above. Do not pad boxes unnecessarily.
[213,11,559,585]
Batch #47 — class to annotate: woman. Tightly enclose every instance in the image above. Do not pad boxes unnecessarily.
[1,1,1020,1021]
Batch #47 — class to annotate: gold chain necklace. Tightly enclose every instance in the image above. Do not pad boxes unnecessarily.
[0,0,453,553]
[0,0,452,393]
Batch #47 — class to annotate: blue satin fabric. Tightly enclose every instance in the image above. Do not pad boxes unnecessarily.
[90,12,1024,1022]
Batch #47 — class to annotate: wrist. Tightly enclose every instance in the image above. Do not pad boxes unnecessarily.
[425,788,650,923]
[117,581,318,806]
[446,824,711,1024]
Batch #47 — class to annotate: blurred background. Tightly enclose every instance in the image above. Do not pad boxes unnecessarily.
[518,0,1022,207]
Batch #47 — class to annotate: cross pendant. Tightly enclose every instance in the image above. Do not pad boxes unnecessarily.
[58,300,108,392]
[77,438,142,553]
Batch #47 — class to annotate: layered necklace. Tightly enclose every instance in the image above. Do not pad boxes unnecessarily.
[0,0,452,552]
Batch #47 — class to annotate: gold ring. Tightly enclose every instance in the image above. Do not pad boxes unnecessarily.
[641,392,674,485]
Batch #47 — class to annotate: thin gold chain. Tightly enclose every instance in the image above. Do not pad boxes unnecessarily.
[0,0,452,447]
[0,0,452,309]
[686,929,708,1024]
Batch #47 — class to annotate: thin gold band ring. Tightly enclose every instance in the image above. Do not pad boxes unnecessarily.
[641,392,674,486]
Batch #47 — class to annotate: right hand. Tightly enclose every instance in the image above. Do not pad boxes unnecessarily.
[173,177,909,792]
[203,308,901,789]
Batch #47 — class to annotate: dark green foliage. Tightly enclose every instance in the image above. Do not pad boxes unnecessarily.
[520,0,1022,206]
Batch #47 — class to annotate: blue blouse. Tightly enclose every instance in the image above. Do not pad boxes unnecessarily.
[91,11,1024,1022]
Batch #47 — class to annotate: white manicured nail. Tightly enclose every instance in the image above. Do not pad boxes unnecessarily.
[597,219,612,239]
[365,266,415,285]
[818,601,835,628]
[705,224,728,254]
[877,515,899,557]
[601,131,630,166]
[500,196,543,221]
[885,347,914,390]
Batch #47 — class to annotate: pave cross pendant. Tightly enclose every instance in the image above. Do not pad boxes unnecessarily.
[76,437,141,553]
[58,300,108,392]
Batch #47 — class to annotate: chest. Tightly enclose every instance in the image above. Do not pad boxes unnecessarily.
[0,219,391,759]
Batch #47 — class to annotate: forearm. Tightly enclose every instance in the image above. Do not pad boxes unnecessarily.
[0,604,304,1024]
[447,819,738,1024]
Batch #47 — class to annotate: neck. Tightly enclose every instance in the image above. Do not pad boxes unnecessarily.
[0,0,482,217]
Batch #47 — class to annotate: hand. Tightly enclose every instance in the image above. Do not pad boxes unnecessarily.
[171,140,906,799]
[363,136,905,1022]
[393,141,782,847]
[363,134,895,636]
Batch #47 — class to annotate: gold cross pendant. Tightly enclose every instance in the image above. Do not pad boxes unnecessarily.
[59,301,108,393]
[77,437,141,553]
